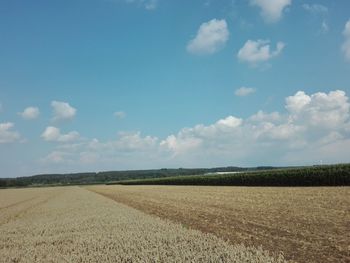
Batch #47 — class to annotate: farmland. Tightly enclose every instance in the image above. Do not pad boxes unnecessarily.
[0,186,285,263]
[87,185,350,263]
[115,164,350,186]
[3,164,350,188]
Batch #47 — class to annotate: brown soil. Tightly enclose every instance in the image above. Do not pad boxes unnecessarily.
[86,185,350,263]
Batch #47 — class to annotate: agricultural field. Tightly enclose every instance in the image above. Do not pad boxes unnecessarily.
[0,186,285,263]
[87,185,350,263]
[116,164,350,186]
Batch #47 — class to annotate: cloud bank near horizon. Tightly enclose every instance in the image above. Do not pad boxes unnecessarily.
[23,90,349,174]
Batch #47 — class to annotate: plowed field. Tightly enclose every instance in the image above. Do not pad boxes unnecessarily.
[87,185,350,263]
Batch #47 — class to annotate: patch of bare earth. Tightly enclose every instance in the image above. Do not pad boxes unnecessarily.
[0,186,285,263]
[86,185,350,263]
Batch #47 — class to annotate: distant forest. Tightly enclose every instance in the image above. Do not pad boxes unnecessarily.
[117,164,350,187]
[0,166,277,188]
[3,164,348,188]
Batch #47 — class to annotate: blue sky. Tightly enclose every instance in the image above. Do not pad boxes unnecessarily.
[1,0,350,177]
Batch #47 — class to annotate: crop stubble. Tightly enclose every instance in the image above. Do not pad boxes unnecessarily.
[87,185,350,263]
[0,186,284,263]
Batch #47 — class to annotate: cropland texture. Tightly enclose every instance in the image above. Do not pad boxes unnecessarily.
[0,186,285,263]
[87,185,350,263]
[115,164,350,186]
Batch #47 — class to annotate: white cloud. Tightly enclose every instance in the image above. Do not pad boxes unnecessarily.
[19,106,40,120]
[0,122,21,143]
[285,91,311,113]
[286,90,350,129]
[250,0,291,23]
[237,39,285,66]
[40,90,350,169]
[216,116,242,129]
[235,87,256,96]
[160,90,350,165]
[249,110,281,123]
[114,111,126,119]
[51,101,76,121]
[187,19,229,55]
[41,126,80,143]
[342,19,350,61]
[82,132,159,153]
[113,132,158,151]
[41,132,159,170]
[160,135,202,156]
[160,116,243,156]
[256,122,302,141]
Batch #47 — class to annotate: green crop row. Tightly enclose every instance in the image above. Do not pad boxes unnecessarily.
[116,164,350,186]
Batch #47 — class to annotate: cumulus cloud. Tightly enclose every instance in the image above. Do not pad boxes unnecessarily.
[19,106,40,120]
[237,39,285,66]
[160,116,243,156]
[235,87,256,96]
[0,122,21,143]
[342,19,350,61]
[42,131,159,170]
[41,126,80,143]
[114,111,126,119]
[83,132,159,154]
[187,19,229,55]
[250,0,291,23]
[286,90,350,129]
[51,101,76,121]
[160,135,202,156]
[249,110,281,123]
[160,90,350,165]
[111,132,158,151]
[40,90,350,169]
[285,91,311,113]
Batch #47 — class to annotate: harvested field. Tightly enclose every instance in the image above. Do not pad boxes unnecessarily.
[0,186,284,263]
[87,185,350,263]
[0,187,63,227]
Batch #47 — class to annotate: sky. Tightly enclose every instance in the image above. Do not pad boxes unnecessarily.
[1,0,350,177]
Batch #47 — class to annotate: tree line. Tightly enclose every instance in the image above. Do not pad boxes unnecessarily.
[116,164,350,187]
[0,166,255,188]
